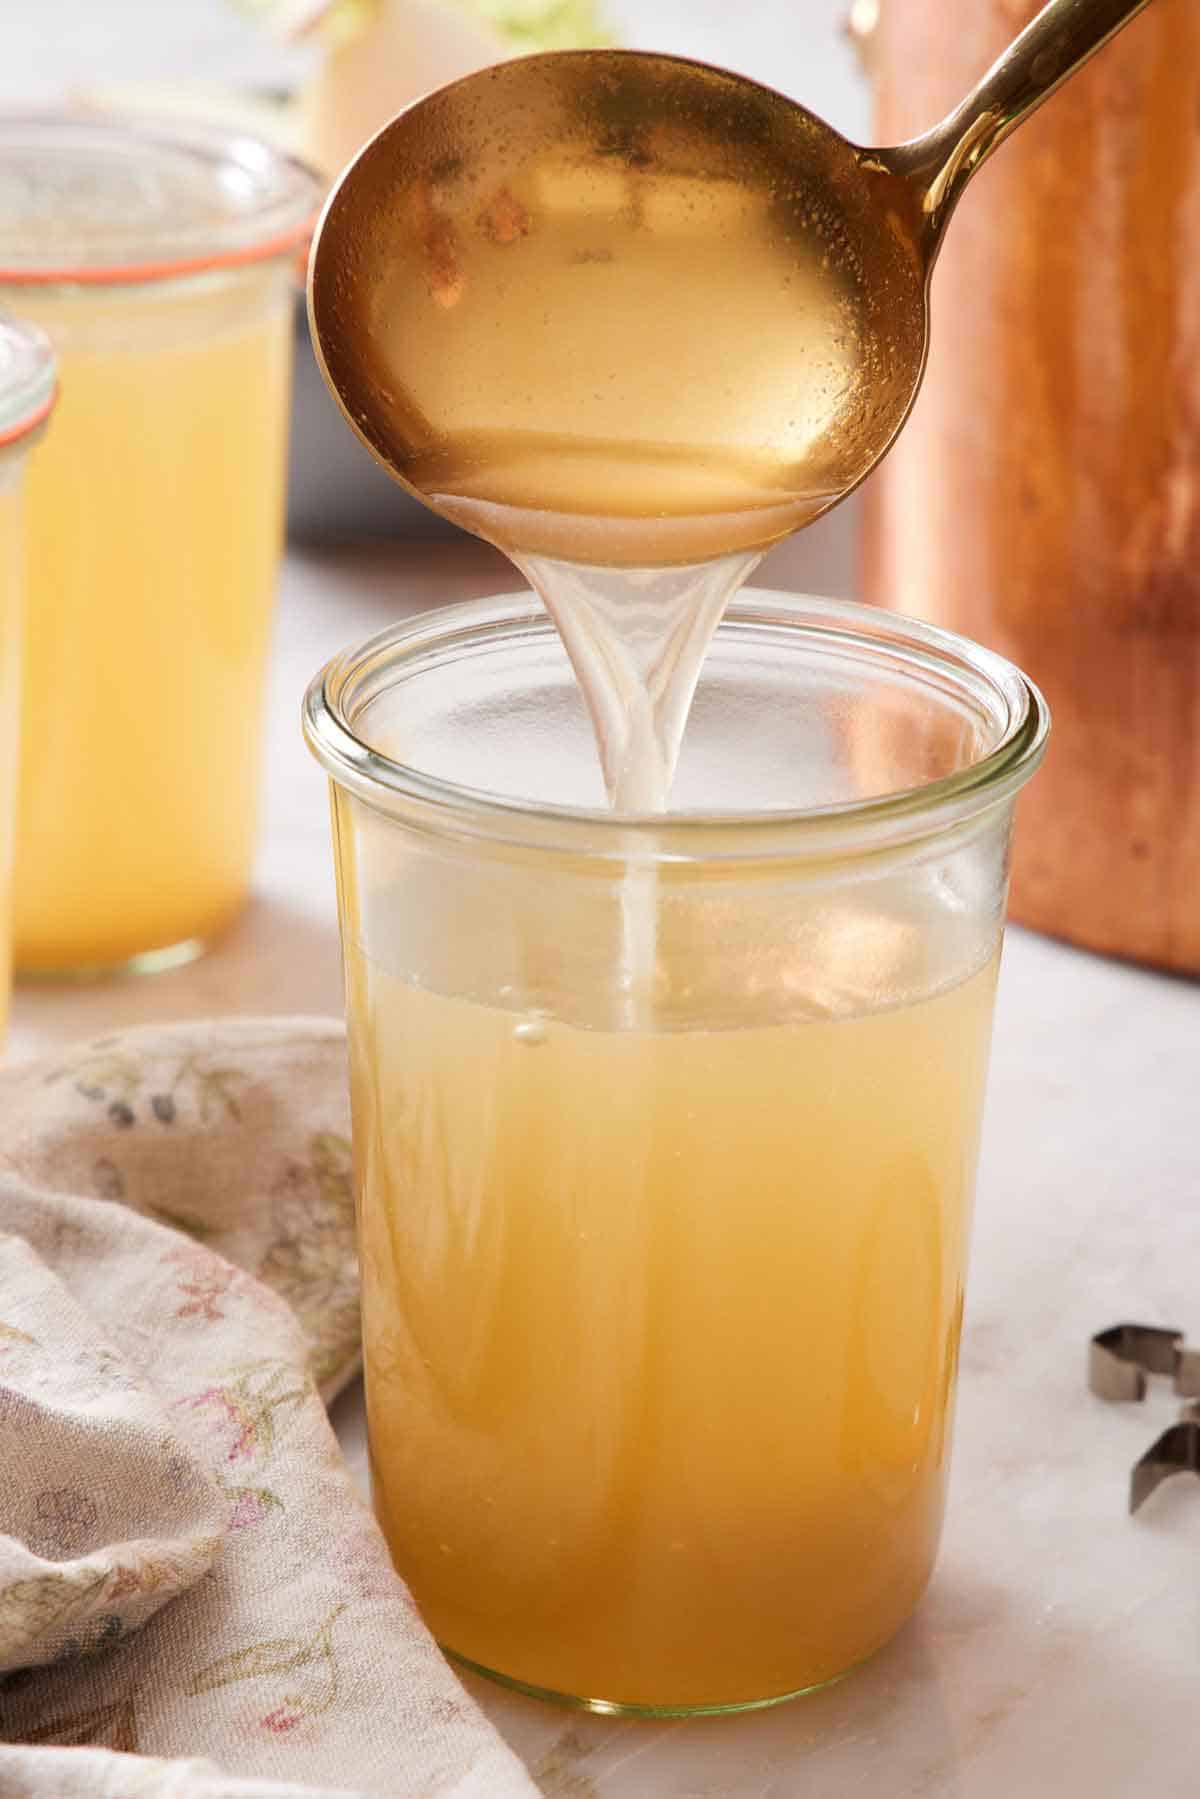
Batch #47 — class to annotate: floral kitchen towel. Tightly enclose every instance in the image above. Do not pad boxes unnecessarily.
[0,1018,534,1798]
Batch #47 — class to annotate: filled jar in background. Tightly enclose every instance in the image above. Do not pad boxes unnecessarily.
[0,117,319,975]
[305,588,1047,1714]
[0,313,54,1040]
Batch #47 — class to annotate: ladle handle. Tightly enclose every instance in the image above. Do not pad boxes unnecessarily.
[886,0,1155,253]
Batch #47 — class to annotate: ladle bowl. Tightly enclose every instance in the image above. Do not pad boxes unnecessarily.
[309,0,1152,566]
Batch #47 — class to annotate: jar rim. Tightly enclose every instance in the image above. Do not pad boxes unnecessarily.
[0,113,321,287]
[303,589,1049,863]
[0,312,56,446]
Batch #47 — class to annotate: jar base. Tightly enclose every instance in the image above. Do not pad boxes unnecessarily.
[16,933,211,984]
[446,1646,856,1718]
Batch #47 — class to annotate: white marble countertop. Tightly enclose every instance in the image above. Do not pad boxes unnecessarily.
[10,535,1200,1798]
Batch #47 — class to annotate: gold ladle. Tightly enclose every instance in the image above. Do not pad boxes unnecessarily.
[309,0,1152,568]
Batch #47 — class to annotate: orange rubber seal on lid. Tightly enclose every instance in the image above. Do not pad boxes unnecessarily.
[0,383,56,448]
[0,214,320,288]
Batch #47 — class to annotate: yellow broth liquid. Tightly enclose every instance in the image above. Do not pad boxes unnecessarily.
[350,941,998,1708]
[10,275,292,972]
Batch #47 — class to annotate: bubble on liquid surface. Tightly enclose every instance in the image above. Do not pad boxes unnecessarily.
[513,1014,549,1047]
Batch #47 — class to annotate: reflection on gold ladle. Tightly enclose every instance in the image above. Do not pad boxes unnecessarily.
[309,0,1152,568]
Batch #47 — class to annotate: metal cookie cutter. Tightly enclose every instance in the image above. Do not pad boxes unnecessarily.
[1089,1324,1200,1514]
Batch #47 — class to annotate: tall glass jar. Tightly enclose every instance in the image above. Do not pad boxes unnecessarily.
[305,588,1047,1714]
[0,314,54,1043]
[859,0,1200,970]
[0,117,319,975]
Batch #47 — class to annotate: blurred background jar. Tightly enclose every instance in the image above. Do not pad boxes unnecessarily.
[291,0,612,184]
[856,0,1200,971]
[0,117,318,975]
[0,315,54,1040]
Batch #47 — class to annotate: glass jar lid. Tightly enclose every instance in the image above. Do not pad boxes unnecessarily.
[0,114,320,286]
[0,312,55,447]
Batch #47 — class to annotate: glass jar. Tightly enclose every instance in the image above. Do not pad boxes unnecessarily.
[0,116,319,974]
[0,313,55,1042]
[304,587,1047,1714]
